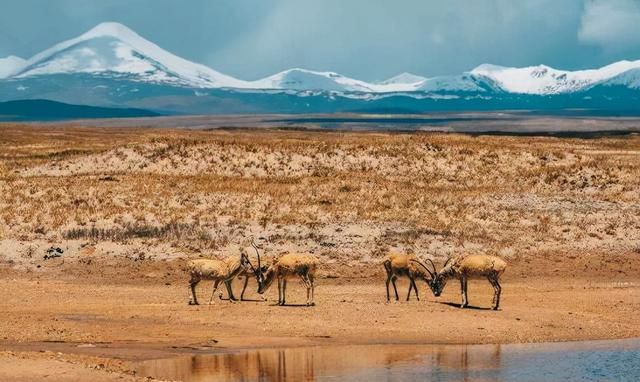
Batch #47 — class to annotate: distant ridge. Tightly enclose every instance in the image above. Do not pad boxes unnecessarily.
[0,99,160,121]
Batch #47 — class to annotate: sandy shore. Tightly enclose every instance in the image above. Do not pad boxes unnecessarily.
[1,254,639,381]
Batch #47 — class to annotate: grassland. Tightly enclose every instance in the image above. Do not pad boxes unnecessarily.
[1,124,639,271]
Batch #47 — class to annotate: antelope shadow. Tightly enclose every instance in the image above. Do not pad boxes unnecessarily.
[438,301,497,311]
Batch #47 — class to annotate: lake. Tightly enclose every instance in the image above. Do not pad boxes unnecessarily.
[134,338,640,381]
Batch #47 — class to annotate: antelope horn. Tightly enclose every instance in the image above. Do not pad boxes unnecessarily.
[241,251,257,274]
[410,259,435,279]
[251,239,261,272]
[443,256,453,268]
[425,258,437,275]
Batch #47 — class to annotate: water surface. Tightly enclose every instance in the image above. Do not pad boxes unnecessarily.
[135,339,640,382]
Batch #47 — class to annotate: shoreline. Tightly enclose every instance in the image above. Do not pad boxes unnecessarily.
[5,333,640,358]
[3,333,640,381]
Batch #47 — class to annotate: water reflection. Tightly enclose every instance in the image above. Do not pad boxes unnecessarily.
[135,339,640,382]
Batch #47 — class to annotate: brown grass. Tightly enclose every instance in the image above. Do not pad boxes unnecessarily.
[1,124,639,265]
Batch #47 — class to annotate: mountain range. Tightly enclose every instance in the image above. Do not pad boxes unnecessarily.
[1,22,640,117]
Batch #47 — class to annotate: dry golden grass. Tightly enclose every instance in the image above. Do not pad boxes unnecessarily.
[1,124,639,267]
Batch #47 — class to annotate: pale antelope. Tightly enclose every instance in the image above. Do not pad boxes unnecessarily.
[413,254,507,310]
[382,252,434,302]
[187,252,250,305]
[254,252,318,306]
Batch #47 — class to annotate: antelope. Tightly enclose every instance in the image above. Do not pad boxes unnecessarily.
[382,252,434,302]
[230,246,268,301]
[253,251,318,306]
[412,254,507,310]
[187,252,250,305]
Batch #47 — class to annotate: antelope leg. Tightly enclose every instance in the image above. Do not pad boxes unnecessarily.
[208,280,220,305]
[281,279,287,306]
[489,277,497,306]
[189,278,200,305]
[385,274,392,302]
[391,277,399,301]
[489,276,502,310]
[224,280,236,303]
[240,276,249,301]
[301,275,313,306]
[412,278,420,301]
[460,277,468,308]
[406,278,414,301]
[310,274,315,306]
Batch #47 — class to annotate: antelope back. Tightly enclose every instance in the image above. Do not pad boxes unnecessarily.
[457,255,507,277]
[275,254,318,276]
[187,259,227,278]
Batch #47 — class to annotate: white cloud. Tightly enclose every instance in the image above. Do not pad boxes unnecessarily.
[578,0,640,50]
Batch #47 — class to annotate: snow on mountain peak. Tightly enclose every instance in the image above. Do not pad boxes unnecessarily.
[380,72,426,85]
[469,61,640,94]
[13,21,249,88]
[0,55,26,78]
[81,22,140,41]
[249,68,378,92]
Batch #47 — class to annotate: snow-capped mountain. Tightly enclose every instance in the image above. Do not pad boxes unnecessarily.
[470,61,640,94]
[3,22,425,93]
[0,56,26,79]
[5,21,640,96]
[12,22,250,88]
[248,68,428,92]
[2,21,640,117]
[246,61,640,94]
[248,68,377,92]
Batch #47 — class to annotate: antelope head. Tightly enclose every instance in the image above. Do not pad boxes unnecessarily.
[430,275,445,297]
[248,236,268,286]
[249,238,279,294]
[410,258,443,296]
[430,257,456,296]
[253,248,276,294]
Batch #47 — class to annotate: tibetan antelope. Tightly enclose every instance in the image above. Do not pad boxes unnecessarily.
[187,252,250,305]
[412,254,507,310]
[254,251,318,306]
[230,245,268,301]
[382,252,434,302]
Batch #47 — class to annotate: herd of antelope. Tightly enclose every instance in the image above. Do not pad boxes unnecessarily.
[187,239,507,310]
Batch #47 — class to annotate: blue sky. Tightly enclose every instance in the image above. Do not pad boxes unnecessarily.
[2,0,640,81]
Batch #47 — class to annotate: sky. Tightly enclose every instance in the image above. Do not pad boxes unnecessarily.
[1,0,640,81]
